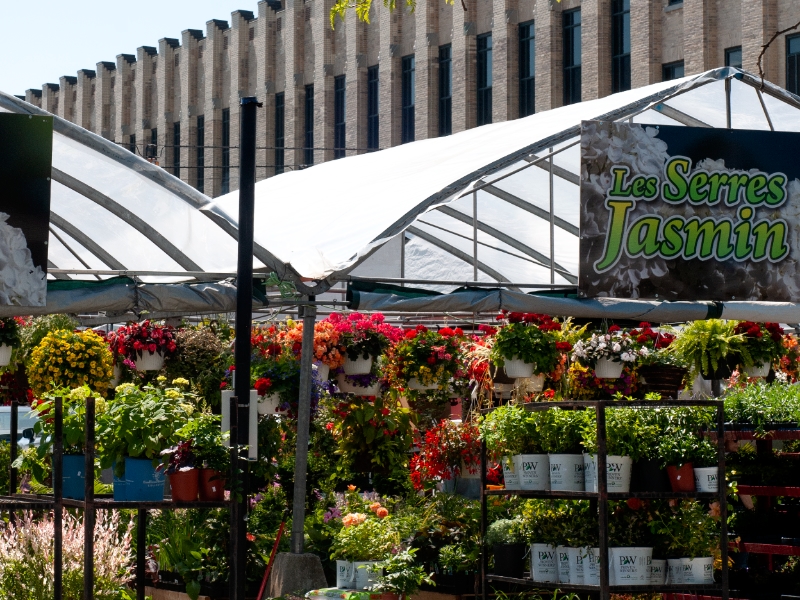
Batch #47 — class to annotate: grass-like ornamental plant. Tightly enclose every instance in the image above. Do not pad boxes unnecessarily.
[668,319,746,378]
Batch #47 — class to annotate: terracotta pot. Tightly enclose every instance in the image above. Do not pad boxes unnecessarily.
[638,365,687,399]
[169,468,199,502]
[666,462,696,492]
[199,468,226,501]
[381,594,400,600]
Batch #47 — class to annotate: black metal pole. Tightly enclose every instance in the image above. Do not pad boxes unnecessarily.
[717,403,729,600]
[54,396,63,600]
[84,396,95,600]
[596,402,610,600]
[291,302,316,553]
[137,509,147,600]
[480,439,487,600]
[231,96,262,600]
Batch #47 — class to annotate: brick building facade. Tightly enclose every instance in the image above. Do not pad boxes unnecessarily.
[19,0,800,199]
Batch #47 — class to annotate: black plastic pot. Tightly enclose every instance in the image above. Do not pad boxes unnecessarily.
[630,458,670,492]
[700,357,737,381]
[492,543,526,578]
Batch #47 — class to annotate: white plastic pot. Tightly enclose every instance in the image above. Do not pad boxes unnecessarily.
[502,456,521,490]
[504,357,535,378]
[685,556,715,584]
[134,351,164,372]
[609,547,652,586]
[743,362,770,377]
[516,454,550,491]
[584,547,601,586]
[606,455,633,493]
[694,467,720,492]
[528,373,545,392]
[556,546,571,584]
[583,454,597,493]
[315,363,330,382]
[648,558,666,585]
[595,357,623,379]
[666,558,684,584]
[567,547,585,585]
[354,561,380,589]
[692,375,713,398]
[530,543,558,583]
[408,378,439,391]
[336,560,355,589]
[548,454,585,492]
[336,374,381,396]
[0,344,12,367]
[343,355,373,375]
[110,364,122,388]
[257,392,283,415]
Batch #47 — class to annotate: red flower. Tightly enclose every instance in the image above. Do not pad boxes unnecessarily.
[405,329,418,339]
[439,327,455,337]
[555,341,572,352]
[427,356,437,365]
[326,422,333,430]
[626,498,643,511]
[246,533,256,542]
[608,325,622,333]
[381,408,390,416]
[543,389,555,399]
[254,377,272,396]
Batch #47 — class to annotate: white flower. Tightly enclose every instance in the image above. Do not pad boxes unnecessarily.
[621,352,636,362]
[639,347,650,356]
[612,343,621,353]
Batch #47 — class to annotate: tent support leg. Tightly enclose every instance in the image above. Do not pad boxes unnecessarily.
[472,191,478,281]
[549,146,555,285]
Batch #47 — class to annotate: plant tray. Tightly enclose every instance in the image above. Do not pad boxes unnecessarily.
[738,542,800,556]
[737,485,800,497]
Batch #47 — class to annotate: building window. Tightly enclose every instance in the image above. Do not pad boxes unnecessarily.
[401,55,415,144]
[196,116,205,193]
[129,133,136,155]
[367,66,379,150]
[275,93,285,174]
[725,46,742,69]
[438,45,452,136]
[662,60,685,82]
[304,84,314,166]
[668,0,682,5]
[611,0,630,93]
[146,128,158,160]
[563,9,581,105]
[477,33,493,126]
[334,75,346,159]
[173,122,181,178]
[221,109,230,193]
[789,36,800,95]
[519,21,535,117]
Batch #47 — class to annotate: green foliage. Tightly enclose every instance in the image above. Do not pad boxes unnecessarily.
[175,412,229,472]
[479,405,532,457]
[18,314,78,363]
[490,323,560,374]
[330,516,401,561]
[438,545,471,574]
[724,381,800,431]
[647,500,719,558]
[669,319,747,377]
[536,409,590,454]
[513,499,596,547]
[654,407,716,468]
[0,318,20,349]
[0,442,9,495]
[164,327,226,408]
[581,408,660,461]
[486,519,523,545]
[370,548,434,595]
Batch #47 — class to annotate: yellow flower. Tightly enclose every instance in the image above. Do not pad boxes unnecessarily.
[157,375,167,382]
[164,389,182,400]
[172,378,190,387]
[95,398,107,413]
[115,383,137,395]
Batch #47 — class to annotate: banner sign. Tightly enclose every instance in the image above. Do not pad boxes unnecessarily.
[0,114,52,307]
[579,121,800,301]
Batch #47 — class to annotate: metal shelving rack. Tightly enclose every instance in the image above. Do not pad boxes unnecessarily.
[479,398,729,600]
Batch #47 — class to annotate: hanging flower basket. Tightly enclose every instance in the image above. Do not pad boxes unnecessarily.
[134,351,164,372]
[343,355,374,375]
[595,357,623,379]
[504,357,535,379]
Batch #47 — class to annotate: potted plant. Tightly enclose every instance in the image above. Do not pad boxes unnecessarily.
[515,411,551,491]
[281,318,347,381]
[479,405,529,490]
[96,383,194,501]
[490,312,562,381]
[389,325,464,392]
[692,439,719,493]
[435,545,478,593]
[632,323,687,399]
[331,514,397,589]
[409,418,480,495]
[176,412,229,501]
[668,319,744,381]
[582,408,651,493]
[655,408,715,492]
[516,499,562,583]
[107,320,178,372]
[326,313,403,375]
[629,409,671,493]
[0,317,21,367]
[160,439,198,502]
[486,519,526,578]
[370,548,435,600]
[734,321,784,377]
[608,499,654,586]
[572,325,637,379]
[538,409,590,492]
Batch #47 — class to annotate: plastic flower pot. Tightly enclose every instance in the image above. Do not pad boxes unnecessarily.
[336,560,355,589]
[109,364,122,388]
[548,453,585,492]
[606,455,633,492]
[700,357,735,381]
[516,454,550,491]
[648,558,666,585]
[198,468,226,501]
[134,351,164,372]
[169,468,199,502]
[492,543,526,578]
[667,462,696,492]
[336,374,381,396]
[609,547,652,586]
[315,362,330,382]
[684,556,715,584]
[354,561,380,590]
[257,392,282,415]
[638,365,687,399]
[742,362,770,377]
[584,547,601,586]
[408,378,439,391]
[666,558,684,584]
[502,456,521,490]
[694,466,720,492]
[0,344,12,367]
[504,357,534,379]
[527,373,545,392]
[343,355,373,375]
[530,543,558,583]
[631,458,670,493]
[594,357,623,379]
[62,454,86,500]
[556,546,571,584]
[124,457,166,502]
[567,547,586,585]
[583,453,597,492]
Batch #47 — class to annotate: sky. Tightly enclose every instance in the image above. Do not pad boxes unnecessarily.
[1,0,262,96]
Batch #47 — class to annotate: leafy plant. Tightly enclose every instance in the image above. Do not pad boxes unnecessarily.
[438,545,472,574]
[486,519,523,545]
[325,312,403,361]
[581,408,659,460]
[164,327,226,408]
[106,320,178,361]
[537,409,589,454]
[668,319,746,378]
[330,515,399,561]
[0,318,21,349]
[390,326,464,388]
[18,314,77,363]
[370,548,434,596]
[734,321,784,369]
[647,500,719,558]
[409,419,480,491]
[176,412,229,473]
[654,407,716,468]
[571,327,638,366]
[724,381,800,431]
[479,405,530,458]
[490,313,563,374]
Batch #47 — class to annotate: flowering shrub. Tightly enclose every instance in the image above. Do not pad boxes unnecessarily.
[629,322,683,367]
[490,312,564,373]
[28,329,113,396]
[330,514,400,561]
[0,317,21,349]
[389,325,464,388]
[0,370,33,407]
[326,312,404,361]
[567,363,639,399]
[734,321,784,368]
[780,334,800,382]
[571,326,637,366]
[282,319,347,369]
[164,327,226,407]
[107,320,177,361]
[409,419,480,491]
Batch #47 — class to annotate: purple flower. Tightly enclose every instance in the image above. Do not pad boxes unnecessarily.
[323,506,342,523]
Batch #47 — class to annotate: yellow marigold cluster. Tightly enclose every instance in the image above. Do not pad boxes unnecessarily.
[28,329,114,397]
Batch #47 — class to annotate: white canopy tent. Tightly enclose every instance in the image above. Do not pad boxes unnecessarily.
[4,68,800,321]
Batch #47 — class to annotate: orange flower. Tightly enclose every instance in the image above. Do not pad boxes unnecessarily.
[246,533,256,542]
[375,507,389,519]
[341,513,367,527]
[347,484,357,491]
[369,502,382,514]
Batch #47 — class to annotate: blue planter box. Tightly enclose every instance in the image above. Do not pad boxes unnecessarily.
[62,454,86,500]
[112,458,165,502]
